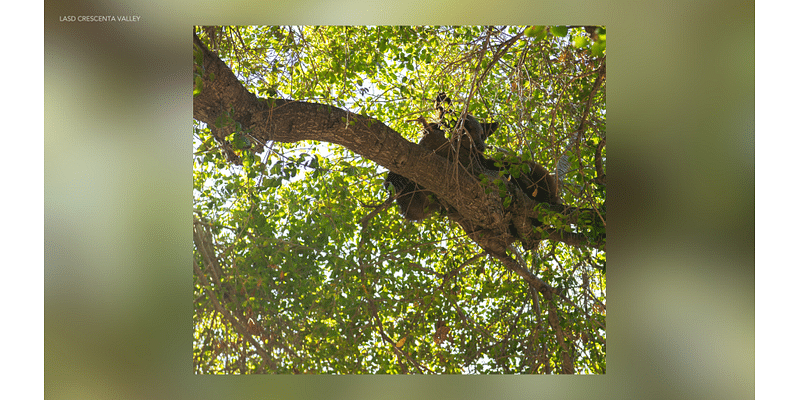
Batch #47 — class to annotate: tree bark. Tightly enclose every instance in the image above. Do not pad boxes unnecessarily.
[192,33,602,254]
[193,33,507,232]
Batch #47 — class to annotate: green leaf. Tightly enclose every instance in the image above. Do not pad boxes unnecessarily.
[193,77,203,97]
[524,26,537,37]
[527,26,547,41]
[192,25,606,375]
[591,40,606,57]
[551,26,568,37]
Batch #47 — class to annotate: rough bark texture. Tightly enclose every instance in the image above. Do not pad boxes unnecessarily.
[193,34,508,232]
[193,33,605,374]
[193,33,602,255]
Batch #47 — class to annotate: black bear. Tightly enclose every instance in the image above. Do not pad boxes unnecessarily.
[483,157,561,206]
[384,93,559,222]
[383,107,494,221]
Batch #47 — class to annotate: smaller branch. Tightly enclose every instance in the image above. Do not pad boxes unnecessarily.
[476,245,574,374]
[545,298,575,374]
[193,259,276,371]
[365,298,431,374]
[193,217,224,284]
[474,29,527,90]
[594,138,606,185]
[574,59,606,139]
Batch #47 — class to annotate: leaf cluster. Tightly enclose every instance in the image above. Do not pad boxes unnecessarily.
[193,25,605,374]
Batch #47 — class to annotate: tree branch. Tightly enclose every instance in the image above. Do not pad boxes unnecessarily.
[193,33,507,232]
[467,239,575,374]
[194,32,603,262]
[193,256,276,371]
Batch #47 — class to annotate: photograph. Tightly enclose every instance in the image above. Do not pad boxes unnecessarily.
[40,1,756,397]
[192,25,606,374]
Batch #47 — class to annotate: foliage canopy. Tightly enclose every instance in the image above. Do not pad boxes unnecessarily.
[192,25,606,374]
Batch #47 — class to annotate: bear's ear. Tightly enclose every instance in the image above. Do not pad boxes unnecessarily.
[481,122,500,140]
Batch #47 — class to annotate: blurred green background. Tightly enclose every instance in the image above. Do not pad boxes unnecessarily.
[44,0,753,398]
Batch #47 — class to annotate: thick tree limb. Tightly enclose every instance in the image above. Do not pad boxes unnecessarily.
[193,33,603,257]
[193,33,506,232]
